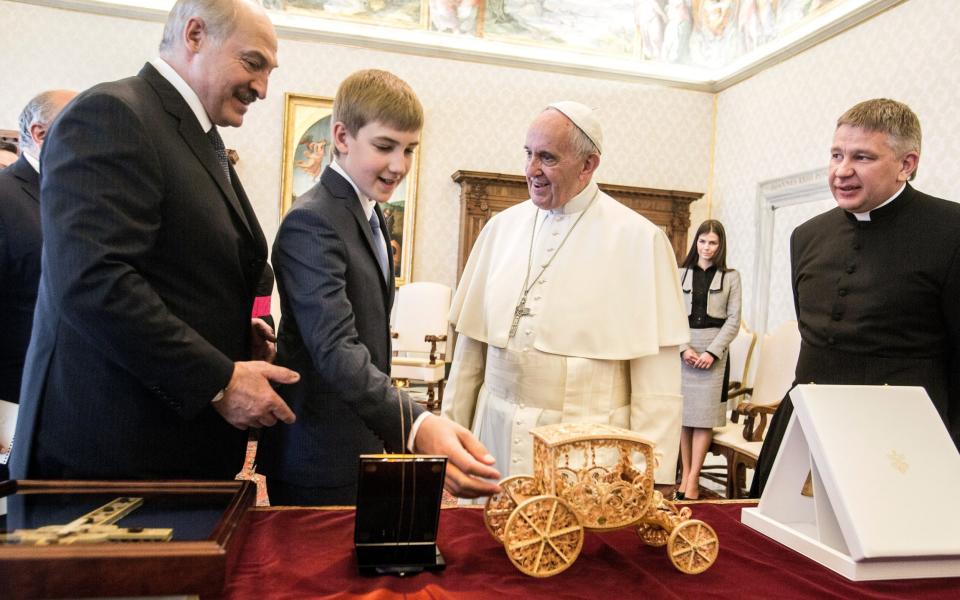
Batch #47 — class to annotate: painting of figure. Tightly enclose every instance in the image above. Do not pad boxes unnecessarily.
[429,0,480,33]
[284,0,423,28]
[688,0,740,67]
[483,0,637,55]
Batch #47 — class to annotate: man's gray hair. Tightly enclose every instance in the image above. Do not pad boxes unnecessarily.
[567,123,599,160]
[159,0,242,52]
[545,107,599,159]
[18,90,70,154]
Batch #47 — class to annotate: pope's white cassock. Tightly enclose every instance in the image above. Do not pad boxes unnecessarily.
[442,181,689,484]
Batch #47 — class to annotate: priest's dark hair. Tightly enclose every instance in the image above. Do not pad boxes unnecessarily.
[681,219,729,272]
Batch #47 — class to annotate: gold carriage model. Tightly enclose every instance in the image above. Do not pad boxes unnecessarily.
[483,423,719,577]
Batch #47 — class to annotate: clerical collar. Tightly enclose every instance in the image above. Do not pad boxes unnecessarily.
[150,57,213,133]
[549,182,598,215]
[23,151,40,174]
[330,159,377,220]
[851,183,905,222]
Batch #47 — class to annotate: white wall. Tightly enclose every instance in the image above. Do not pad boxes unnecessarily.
[0,0,714,294]
[712,0,960,330]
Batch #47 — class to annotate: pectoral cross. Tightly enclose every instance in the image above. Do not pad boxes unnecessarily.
[0,497,173,545]
[509,294,531,338]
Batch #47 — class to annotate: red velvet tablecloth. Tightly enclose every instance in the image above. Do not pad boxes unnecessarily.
[217,503,957,599]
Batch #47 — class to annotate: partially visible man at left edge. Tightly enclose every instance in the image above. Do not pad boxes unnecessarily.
[0,90,75,480]
[11,0,298,481]
[0,90,75,405]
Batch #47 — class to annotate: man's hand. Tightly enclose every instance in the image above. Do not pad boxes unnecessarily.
[414,416,502,498]
[213,361,298,429]
[250,318,277,363]
[682,348,699,367]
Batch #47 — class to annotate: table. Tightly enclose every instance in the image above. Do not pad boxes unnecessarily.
[216,502,956,599]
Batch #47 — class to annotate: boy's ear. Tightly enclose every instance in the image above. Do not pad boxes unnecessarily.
[332,121,352,156]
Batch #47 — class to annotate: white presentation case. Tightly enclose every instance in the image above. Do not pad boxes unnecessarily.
[741,384,960,581]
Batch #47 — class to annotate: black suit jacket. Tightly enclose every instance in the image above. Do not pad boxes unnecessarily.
[10,63,267,480]
[258,167,424,492]
[0,155,41,402]
[751,184,960,496]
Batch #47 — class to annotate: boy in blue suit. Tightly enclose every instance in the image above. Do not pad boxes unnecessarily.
[259,70,500,505]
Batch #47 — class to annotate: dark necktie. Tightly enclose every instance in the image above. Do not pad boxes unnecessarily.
[207,126,231,182]
[368,210,390,285]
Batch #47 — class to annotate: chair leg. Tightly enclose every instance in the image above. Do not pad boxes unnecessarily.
[723,448,737,500]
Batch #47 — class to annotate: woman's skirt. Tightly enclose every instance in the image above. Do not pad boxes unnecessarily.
[681,327,729,428]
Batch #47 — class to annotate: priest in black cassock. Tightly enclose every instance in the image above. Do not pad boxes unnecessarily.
[752,98,960,497]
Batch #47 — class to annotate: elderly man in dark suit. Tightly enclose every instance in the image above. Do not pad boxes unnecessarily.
[0,90,74,479]
[0,90,75,405]
[11,0,298,481]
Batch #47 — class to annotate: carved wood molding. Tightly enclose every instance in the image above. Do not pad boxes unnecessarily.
[452,170,701,279]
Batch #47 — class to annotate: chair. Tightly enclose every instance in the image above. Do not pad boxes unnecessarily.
[726,322,758,407]
[707,320,801,498]
[390,282,452,412]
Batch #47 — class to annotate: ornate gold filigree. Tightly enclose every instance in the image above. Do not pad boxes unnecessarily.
[484,423,720,577]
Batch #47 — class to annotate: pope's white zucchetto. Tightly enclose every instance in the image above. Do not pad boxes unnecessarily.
[546,101,603,155]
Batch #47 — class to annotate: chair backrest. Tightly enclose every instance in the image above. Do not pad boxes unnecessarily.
[727,322,758,387]
[392,281,452,354]
[749,320,801,407]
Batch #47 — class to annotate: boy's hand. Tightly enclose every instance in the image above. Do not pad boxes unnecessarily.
[414,416,502,498]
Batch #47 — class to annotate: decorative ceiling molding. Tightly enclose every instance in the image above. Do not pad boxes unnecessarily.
[13,0,905,92]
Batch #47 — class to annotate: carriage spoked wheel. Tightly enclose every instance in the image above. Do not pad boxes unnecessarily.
[636,522,669,547]
[501,495,584,577]
[484,475,539,542]
[667,519,719,574]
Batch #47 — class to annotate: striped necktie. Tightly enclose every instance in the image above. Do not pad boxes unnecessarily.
[368,210,390,285]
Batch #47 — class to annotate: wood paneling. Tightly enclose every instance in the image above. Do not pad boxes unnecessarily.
[452,170,701,278]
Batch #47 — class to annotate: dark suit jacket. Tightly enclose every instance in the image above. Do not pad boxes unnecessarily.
[10,63,267,480]
[751,184,960,496]
[258,167,424,492]
[0,154,41,402]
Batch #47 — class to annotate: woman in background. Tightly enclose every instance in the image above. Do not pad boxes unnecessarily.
[677,220,741,500]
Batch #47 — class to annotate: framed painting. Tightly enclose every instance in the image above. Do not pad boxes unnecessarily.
[280,92,419,286]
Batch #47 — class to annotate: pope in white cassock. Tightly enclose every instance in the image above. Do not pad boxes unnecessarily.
[441,101,690,486]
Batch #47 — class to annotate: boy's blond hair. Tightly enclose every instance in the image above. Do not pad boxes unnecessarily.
[332,69,423,156]
[837,98,921,180]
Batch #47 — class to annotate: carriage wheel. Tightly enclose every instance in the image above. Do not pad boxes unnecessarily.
[667,519,719,574]
[484,475,539,542]
[636,522,669,547]
[502,495,584,577]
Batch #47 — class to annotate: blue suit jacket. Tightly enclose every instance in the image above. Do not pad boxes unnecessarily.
[258,167,424,491]
[11,64,266,479]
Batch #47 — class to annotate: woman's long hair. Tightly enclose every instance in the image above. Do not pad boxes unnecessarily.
[681,219,729,271]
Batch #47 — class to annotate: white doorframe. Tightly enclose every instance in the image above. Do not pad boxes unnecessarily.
[751,167,831,333]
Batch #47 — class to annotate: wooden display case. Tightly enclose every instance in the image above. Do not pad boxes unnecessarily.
[0,479,255,599]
